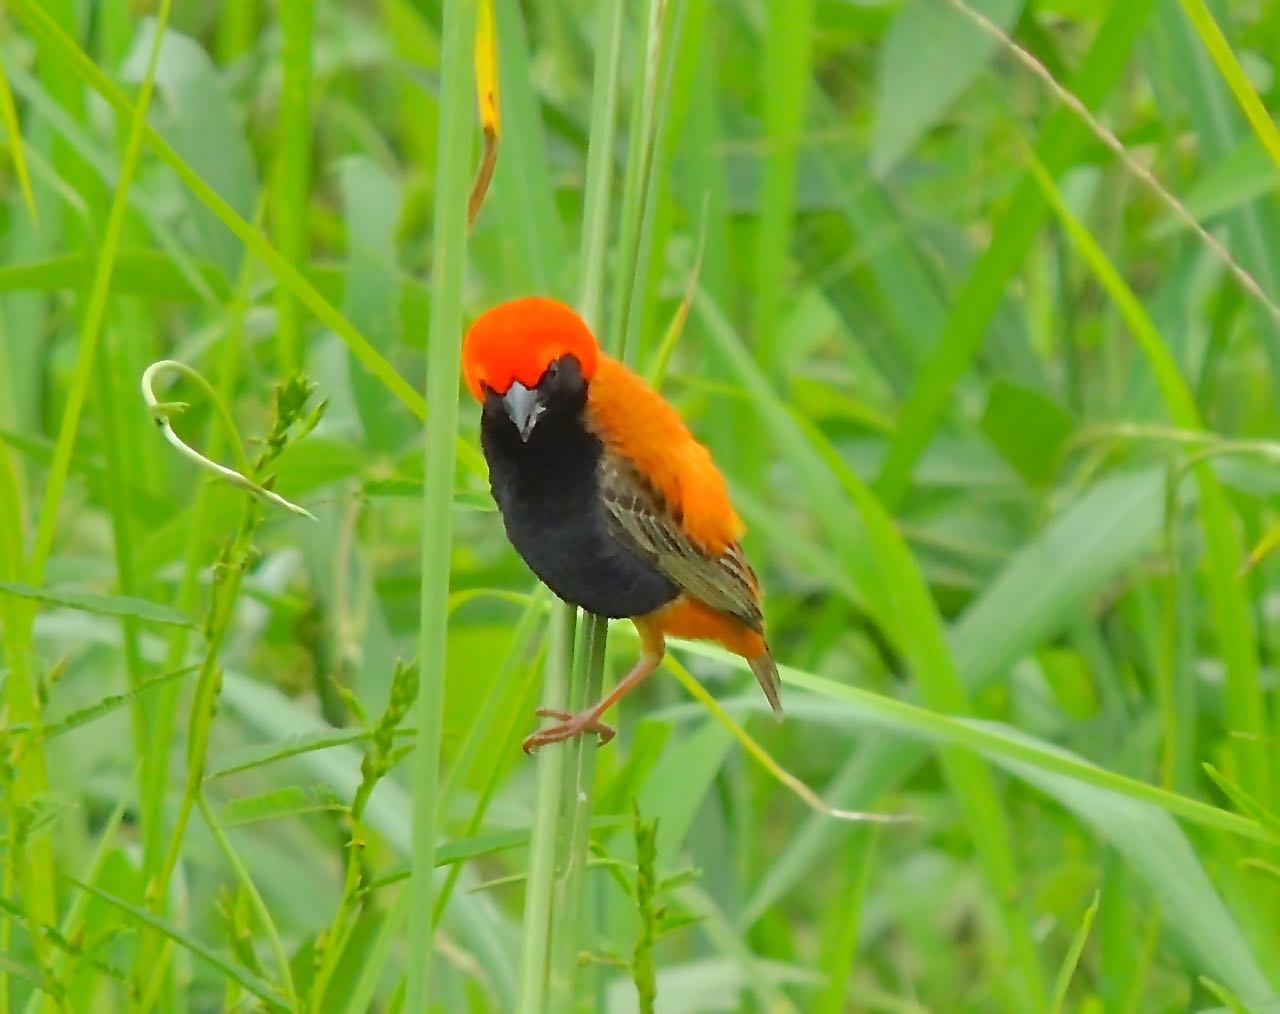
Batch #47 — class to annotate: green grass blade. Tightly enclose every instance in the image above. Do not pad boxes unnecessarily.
[697,285,1048,1004]
[5,0,478,461]
[873,0,1157,505]
[195,795,297,1008]
[1176,0,1280,175]
[23,0,171,580]
[4,0,176,955]
[575,0,627,330]
[997,746,1272,1004]
[274,0,314,373]
[66,880,289,1011]
[871,0,1023,176]
[517,603,575,1014]
[405,0,477,1008]
[1047,892,1098,1014]
[544,2,630,1006]
[7,0,1279,1005]
[797,424,1047,1008]
[1152,4,1280,374]
[489,0,570,293]
[662,637,1269,843]
[1026,148,1270,804]
[812,830,877,1014]
[219,673,519,1008]
[753,0,812,370]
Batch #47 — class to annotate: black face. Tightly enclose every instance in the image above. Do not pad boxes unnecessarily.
[481,354,587,444]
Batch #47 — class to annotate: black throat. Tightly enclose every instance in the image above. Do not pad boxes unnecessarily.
[479,361,677,619]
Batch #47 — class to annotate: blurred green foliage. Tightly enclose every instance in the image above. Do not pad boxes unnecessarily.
[1,0,1279,1011]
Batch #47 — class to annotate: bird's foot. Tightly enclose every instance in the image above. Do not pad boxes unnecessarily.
[522,708,615,754]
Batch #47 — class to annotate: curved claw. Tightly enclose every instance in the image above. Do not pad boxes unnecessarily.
[522,708,616,754]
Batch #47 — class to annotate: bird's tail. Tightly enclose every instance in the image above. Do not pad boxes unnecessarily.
[749,651,783,718]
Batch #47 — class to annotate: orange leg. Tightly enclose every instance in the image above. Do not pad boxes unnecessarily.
[522,619,665,753]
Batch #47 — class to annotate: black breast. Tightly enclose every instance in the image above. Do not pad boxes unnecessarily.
[480,400,678,619]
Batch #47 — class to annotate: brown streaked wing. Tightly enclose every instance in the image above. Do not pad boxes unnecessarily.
[598,452,763,631]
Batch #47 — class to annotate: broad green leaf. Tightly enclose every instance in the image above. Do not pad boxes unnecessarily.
[121,20,258,275]
[870,0,1024,176]
[1155,137,1280,234]
[753,0,814,370]
[799,415,1047,1006]
[979,380,1076,486]
[636,718,734,858]
[951,470,1163,689]
[340,156,410,453]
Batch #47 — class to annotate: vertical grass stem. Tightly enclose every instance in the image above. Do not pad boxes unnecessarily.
[405,0,477,1007]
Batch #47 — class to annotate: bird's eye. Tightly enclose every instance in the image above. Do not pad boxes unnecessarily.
[546,361,560,380]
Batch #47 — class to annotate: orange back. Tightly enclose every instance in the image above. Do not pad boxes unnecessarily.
[585,356,743,555]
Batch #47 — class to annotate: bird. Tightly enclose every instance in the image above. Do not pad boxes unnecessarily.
[461,296,781,753]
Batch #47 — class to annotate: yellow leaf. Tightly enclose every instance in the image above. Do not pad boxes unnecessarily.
[469,0,500,226]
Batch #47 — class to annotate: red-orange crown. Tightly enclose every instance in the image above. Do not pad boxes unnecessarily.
[462,297,600,401]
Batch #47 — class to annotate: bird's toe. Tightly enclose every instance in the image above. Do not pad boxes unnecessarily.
[522,711,616,753]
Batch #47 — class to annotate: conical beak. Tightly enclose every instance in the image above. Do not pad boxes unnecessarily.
[502,380,545,442]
